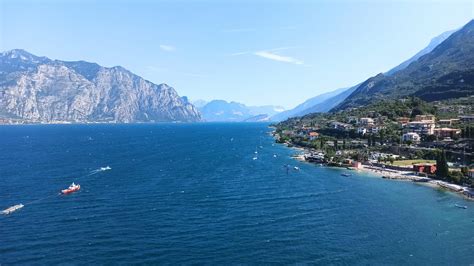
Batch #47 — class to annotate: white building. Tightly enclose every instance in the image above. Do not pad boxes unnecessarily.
[402,132,421,143]
[357,127,367,135]
[405,121,435,135]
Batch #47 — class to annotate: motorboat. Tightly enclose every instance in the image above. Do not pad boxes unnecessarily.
[61,182,81,194]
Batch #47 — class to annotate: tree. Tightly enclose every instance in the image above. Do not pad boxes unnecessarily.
[461,167,469,176]
[424,134,437,142]
[436,150,449,179]
[389,157,395,165]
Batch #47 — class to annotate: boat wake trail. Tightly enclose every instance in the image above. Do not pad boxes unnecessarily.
[85,166,112,177]
[2,166,112,216]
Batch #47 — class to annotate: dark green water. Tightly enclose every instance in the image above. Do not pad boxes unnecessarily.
[0,123,473,264]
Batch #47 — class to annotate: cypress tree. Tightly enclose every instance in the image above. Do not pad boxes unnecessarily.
[436,150,449,179]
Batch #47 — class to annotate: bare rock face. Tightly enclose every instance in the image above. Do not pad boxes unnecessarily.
[0,49,201,123]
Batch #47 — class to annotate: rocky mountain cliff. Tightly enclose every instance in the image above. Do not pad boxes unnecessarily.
[0,49,201,123]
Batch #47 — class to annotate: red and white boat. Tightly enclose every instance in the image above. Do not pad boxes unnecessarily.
[61,182,80,194]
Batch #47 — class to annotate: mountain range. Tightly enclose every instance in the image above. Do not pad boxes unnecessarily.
[0,50,200,123]
[333,20,474,111]
[1,20,472,124]
[272,27,458,121]
[197,100,284,122]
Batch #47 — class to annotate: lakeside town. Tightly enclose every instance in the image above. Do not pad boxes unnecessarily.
[273,97,474,199]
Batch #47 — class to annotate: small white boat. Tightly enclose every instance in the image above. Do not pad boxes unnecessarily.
[455,204,467,209]
[100,166,112,171]
[273,154,277,158]
[294,166,299,171]
[252,157,258,160]
[2,204,24,215]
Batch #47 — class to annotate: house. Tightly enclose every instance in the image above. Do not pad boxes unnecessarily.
[357,127,367,135]
[433,128,461,139]
[459,115,474,123]
[352,161,362,169]
[414,114,436,122]
[469,169,474,179]
[397,117,410,125]
[413,163,437,175]
[309,132,319,140]
[359,117,375,126]
[405,121,435,135]
[342,158,353,165]
[402,132,421,143]
[329,121,353,131]
[346,116,359,124]
[368,125,384,134]
[438,119,460,126]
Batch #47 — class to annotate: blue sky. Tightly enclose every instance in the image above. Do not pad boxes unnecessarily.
[1,0,473,108]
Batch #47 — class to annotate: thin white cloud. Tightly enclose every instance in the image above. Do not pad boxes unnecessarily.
[228,51,251,56]
[254,50,303,65]
[159,44,176,52]
[228,46,303,65]
[228,47,294,56]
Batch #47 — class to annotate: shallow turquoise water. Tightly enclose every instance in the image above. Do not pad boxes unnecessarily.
[0,123,473,264]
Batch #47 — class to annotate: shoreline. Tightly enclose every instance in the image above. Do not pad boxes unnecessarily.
[283,140,474,202]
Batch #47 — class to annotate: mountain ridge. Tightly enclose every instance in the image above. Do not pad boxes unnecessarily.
[0,49,201,123]
[274,25,459,121]
[333,19,474,111]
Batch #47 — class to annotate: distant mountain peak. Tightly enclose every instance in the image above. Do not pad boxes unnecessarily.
[198,99,284,122]
[1,49,49,64]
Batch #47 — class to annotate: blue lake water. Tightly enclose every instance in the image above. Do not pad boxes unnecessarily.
[0,123,473,264]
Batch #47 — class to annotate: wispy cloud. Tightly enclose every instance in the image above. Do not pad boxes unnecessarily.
[254,50,303,65]
[228,51,251,56]
[229,46,303,65]
[159,44,176,52]
[229,46,299,57]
